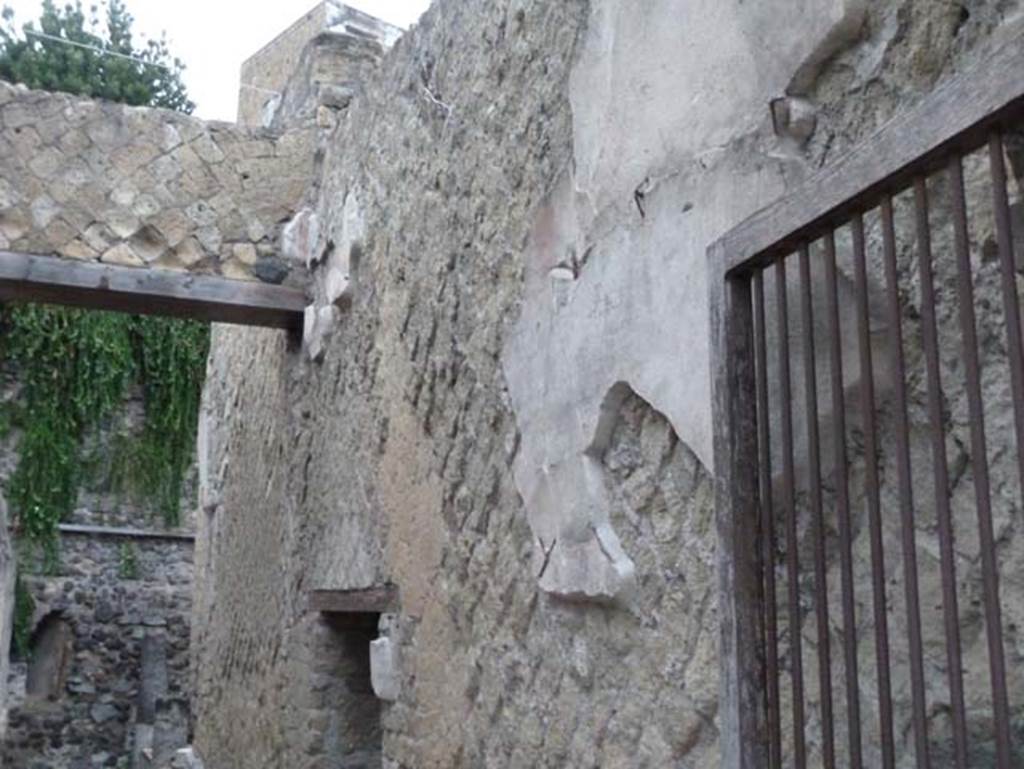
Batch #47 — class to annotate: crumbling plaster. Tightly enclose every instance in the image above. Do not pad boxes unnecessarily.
[503,0,867,600]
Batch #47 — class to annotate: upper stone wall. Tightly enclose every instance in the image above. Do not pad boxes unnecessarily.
[0,82,314,285]
[238,1,402,128]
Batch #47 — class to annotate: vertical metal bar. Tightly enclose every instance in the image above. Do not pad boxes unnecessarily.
[797,245,836,769]
[754,271,783,769]
[989,131,1024,501]
[709,252,768,769]
[822,229,863,769]
[775,257,807,769]
[948,156,1013,768]
[850,213,896,769]
[880,196,932,769]
[915,176,969,769]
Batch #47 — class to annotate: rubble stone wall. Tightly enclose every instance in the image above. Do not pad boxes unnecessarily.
[0,370,197,769]
[0,497,13,741]
[2,530,194,769]
[0,82,314,285]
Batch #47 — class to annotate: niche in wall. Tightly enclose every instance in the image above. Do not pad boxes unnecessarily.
[308,587,396,768]
[25,612,74,703]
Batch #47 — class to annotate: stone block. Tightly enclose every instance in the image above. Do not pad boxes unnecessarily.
[101,243,144,267]
[771,96,817,144]
[231,243,259,266]
[369,637,399,702]
[319,84,355,109]
[172,237,206,268]
[59,238,98,261]
[252,257,290,285]
[29,195,60,229]
[220,258,254,281]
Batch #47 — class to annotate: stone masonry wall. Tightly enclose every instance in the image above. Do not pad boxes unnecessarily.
[0,82,314,285]
[3,531,193,769]
[0,366,196,768]
[0,495,13,741]
[193,0,1024,767]
[238,2,401,129]
[237,4,329,127]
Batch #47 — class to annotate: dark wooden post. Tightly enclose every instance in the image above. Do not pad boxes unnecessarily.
[708,245,766,769]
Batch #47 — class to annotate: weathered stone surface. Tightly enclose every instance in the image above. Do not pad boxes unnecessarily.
[238,1,401,129]
[188,1,1024,767]
[0,82,315,285]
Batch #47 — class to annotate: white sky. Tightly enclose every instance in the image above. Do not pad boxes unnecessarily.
[2,0,432,121]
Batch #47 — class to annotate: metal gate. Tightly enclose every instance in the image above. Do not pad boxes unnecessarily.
[709,33,1024,769]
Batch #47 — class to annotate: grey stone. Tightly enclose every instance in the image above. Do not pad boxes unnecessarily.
[89,704,118,724]
[319,84,355,109]
[252,257,290,285]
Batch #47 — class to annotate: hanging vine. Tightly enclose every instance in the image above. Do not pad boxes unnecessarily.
[2,305,210,571]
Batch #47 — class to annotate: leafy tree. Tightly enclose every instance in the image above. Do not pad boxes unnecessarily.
[0,0,193,112]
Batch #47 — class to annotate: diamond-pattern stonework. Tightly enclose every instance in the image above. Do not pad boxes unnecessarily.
[0,82,315,284]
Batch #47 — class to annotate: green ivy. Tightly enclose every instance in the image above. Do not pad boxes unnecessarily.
[12,573,34,657]
[118,540,138,580]
[2,305,209,566]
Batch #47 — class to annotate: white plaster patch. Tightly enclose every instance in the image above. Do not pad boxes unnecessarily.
[281,208,321,267]
[303,304,339,362]
[502,0,866,601]
[321,190,365,308]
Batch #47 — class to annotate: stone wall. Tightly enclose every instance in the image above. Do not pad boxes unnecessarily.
[238,1,401,129]
[0,82,314,285]
[3,529,194,769]
[0,364,197,768]
[0,495,13,740]
[187,0,1024,767]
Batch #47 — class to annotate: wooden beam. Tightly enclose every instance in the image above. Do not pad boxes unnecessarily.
[714,30,1024,275]
[309,585,398,615]
[0,251,305,330]
[708,253,768,769]
[58,523,195,542]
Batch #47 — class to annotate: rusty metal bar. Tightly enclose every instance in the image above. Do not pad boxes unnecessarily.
[989,131,1024,500]
[915,176,969,768]
[822,229,863,769]
[754,271,783,769]
[880,196,931,769]
[797,245,836,769]
[850,213,895,769]
[949,155,1013,768]
[775,258,807,769]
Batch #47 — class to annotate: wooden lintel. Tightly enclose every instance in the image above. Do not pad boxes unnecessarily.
[309,585,398,615]
[0,251,305,330]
